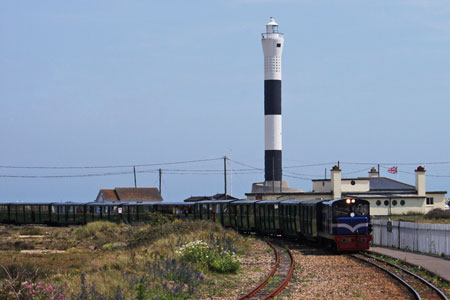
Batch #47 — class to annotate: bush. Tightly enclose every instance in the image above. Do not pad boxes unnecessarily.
[176,240,210,265]
[207,252,240,273]
[0,264,50,300]
[18,226,42,236]
[176,239,240,273]
[72,221,122,240]
[101,242,126,251]
[425,209,450,220]
[131,219,224,247]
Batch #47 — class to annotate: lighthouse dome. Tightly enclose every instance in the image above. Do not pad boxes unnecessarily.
[266,17,279,33]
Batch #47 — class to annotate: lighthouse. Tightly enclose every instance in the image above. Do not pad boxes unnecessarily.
[251,18,299,194]
[262,17,284,184]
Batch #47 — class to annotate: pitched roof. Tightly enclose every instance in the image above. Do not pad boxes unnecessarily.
[97,189,119,202]
[183,194,238,202]
[184,196,212,202]
[211,193,239,200]
[367,177,415,191]
[96,188,163,202]
[115,188,163,202]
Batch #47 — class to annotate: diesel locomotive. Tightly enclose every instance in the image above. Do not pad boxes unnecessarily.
[0,197,372,252]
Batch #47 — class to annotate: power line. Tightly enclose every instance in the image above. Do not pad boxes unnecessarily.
[379,165,450,178]
[227,158,264,171]
[0,157,223,170]
[341,161,450,166]
[0,170,140,178]
[284,162,335,168]
[342,167,372,175]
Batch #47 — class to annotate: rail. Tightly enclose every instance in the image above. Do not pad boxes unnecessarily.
[237,239,295,300]
[351,253,449,300]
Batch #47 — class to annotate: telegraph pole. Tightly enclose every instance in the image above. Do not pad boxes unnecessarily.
[159,168,162,193]
[224,156,227,200]
[133,166,137,188]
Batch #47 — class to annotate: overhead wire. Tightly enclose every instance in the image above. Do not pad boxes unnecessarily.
[1,157,449,179]
[0,157,224,170]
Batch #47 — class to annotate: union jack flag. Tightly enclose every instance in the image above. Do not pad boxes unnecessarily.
[388,166,398,174]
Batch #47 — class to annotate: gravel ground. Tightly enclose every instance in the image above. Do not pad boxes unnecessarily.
[198,238,274,300]
[282,243,415,300]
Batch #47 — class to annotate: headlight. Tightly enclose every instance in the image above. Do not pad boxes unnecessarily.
[351,199,356,203]
[346,199,351,204]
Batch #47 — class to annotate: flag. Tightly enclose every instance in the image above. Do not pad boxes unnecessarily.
[387,166,398,174]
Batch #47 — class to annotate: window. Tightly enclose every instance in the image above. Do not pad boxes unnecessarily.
[351,180,356,185]
[376,200,381,206]
[384,200,389,206]
[276,43,281,47]
[426,197,434,205]
[400,200,405,206]
[392,200,398,206]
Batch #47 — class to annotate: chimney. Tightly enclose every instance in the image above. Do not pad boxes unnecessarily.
[331,165,342,199]
[415,166,426,196]
[368,167,379,178]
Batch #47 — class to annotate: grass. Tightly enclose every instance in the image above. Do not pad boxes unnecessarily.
[376,210,450,223]
[0,217,262,300]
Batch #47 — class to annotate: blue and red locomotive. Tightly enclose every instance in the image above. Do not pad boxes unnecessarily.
[195,197,372,252]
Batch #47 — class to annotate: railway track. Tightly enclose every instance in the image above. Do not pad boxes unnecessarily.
[351,252,449,300]
[238,239,295,300]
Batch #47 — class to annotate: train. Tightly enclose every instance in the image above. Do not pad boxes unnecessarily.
[0,197,372,251]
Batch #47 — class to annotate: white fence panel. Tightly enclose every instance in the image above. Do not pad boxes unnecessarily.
[371,220,450,256]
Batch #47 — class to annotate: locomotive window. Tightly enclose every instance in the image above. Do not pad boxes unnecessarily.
[333,202,369,217]
[352,204,369,216]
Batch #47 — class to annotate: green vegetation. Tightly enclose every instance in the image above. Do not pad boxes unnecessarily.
[177,240,240,273]
[18,227,43,236]
[0,215,256,300]
[424,208,450,220]
[376,209,450,223]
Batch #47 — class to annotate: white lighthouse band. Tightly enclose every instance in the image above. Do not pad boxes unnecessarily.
[262,17,284,182]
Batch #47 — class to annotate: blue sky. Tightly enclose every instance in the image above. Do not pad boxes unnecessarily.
[1,0,449,202]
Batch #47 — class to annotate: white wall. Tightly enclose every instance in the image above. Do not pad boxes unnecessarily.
[341,179,370,192]
[372,220,450,257]
[313,180,332,193]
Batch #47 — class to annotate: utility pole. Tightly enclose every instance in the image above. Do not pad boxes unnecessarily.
[272,157,275,193]
[377,164,380,177]
[325,168,327,180]
[159,168,162,193]
[224,156,227,200]
[133,166,137,188]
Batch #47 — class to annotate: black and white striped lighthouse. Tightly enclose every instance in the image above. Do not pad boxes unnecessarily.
[262,17,284,183]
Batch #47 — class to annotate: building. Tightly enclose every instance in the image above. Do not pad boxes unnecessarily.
[246,166,447,216]
[95,187,163,203]
[183,193,238,202]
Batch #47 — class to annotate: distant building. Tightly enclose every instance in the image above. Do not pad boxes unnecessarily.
[246,166,447,216]
[184,193,238,202]
[96,187,163,203]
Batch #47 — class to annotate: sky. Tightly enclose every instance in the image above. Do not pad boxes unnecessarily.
[1,0,449,203]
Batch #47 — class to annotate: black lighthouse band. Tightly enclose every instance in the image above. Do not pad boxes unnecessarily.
[264,79,282,182]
